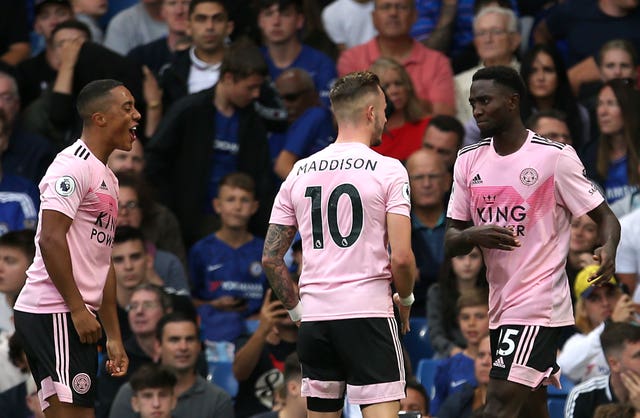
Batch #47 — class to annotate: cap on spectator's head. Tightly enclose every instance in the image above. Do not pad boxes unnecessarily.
[35,0,72,16]
[574,264,618,300]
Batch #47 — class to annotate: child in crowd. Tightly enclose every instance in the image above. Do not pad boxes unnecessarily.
[130,363,178,418]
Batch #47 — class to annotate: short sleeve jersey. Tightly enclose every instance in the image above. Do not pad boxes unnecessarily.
[447,131,603,328]
[15,140,119,314]
[269,142,411,321]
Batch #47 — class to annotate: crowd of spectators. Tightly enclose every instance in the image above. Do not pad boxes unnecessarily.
[0,0,639,417]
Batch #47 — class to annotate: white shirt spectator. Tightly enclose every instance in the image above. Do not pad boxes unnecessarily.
[322,0,377,49]
[104,3,167,55]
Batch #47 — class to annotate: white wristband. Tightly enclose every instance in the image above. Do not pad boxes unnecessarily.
[396,292,415,307]
[287,302,303,322]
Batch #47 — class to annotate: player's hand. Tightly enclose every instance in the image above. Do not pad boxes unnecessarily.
[105,339,129,377]
[588,244,616,286]
[71,308,102,344]
[622,370,640,411]
[211,295,247,312]
[258,289,289,336]
[393,293,411,335]
[468,225,521,251]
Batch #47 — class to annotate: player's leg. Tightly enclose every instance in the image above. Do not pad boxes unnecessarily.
[298,321,347,418]
[487,325,561,418]
[45,395,95,418]
[361,400,400,418]
[518,386,549,418]
[14,311,98,418]
[336,317,406,418]
[483,378,531,418]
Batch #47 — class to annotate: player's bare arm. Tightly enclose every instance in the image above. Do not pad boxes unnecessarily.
[444,218,521,257]
[98,262,129,377]
[262,223,300,310]
[387,213,417,334]
[586,201,621,286]
[40,209,102,344]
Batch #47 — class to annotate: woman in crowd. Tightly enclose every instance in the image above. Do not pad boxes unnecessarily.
[520,43,590,153]
[427,246,488,359]
[369,57,430,161]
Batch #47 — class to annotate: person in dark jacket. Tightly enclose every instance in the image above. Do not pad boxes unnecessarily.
[145,39,274,247]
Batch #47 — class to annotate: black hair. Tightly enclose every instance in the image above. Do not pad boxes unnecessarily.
[76,79,123,120]
[130,363,178,392]
[405,377,430,413]
[51,19,92,41]
[188,0,229,17]
[428,114,465,147]
[114,225,146,247]
[0,229,36,260]
[472,66,526,100]
[254,0,303,13]
[156,311,200,341]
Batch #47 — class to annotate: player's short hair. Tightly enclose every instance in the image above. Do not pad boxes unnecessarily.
[254,0,303,13]
[219,39,268,82]
[156,312,200,341]
[188,0,228,18]
[218,172,256,196]
[76,79,123,120]
[472,66,526,100]
[114,226,146,248]
[600,322,640,358]
[525,109,568,131]
[131,283,173,313]
[329,71,381,122]
[0,230,36,261]
[130,363,177,393]
[51,19,92,41]
[456,288,489,313]
[428,114,465,146]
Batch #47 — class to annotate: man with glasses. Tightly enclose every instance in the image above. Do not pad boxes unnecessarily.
[406,148,452,316]
[338,0,455,115]
[271,68,335,180]
[454,6,521,126]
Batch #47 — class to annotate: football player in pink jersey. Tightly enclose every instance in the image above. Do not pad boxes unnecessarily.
[445,66,620,418]
[14,79,139,418]
[263,71,416,418]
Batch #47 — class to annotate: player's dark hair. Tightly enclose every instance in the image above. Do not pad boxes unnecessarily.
[51,19,92,41]
[219,39,268,81]
[131,283,173,313]
[254,0,303,13]
[218,172,256,196]
[114,226,146,247]
[156,312,200,341]
[406,377,430,412]
[472,66,526,100]
[0,229,36,261]
[130,363,177,392]
[76,79,123,120]
[188,0,229,18]
[428,115,465,147]
[600,322,640,357]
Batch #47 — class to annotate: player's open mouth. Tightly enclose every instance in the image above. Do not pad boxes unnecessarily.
[129,126,137,141]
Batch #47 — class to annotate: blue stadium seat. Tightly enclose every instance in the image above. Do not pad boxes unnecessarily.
[415,358,442,400]
[547,397,566,418]
[245,319,260,334]
[403,317,434,368]
[208,361,239,398]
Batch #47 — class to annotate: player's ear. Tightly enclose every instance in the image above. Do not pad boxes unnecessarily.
[91,112,107,127]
